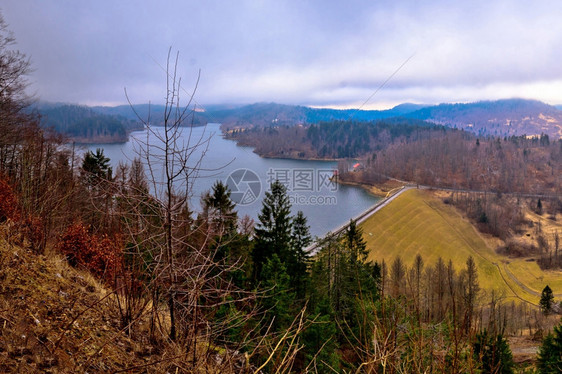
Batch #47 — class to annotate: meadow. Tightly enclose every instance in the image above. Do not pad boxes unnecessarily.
[360,188,559,305]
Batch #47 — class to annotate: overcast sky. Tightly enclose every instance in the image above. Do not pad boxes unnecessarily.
[3,0,562,109]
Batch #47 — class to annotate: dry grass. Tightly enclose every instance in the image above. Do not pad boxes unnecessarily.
[0,229,247,373]
[0,235,148,372]
[520,210,562,248]
[506,259,562,296]
[360,189,550,305]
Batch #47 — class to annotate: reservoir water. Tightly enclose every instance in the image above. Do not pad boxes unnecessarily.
[87,123,379,238]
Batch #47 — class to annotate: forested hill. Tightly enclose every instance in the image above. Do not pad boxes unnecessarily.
[212,99,562,139]
[406,98,562,139]
[36,103,208,143]
[37,103,143,143]
[212,102,429,129]
[34,98,562,143]
[91,103,207,125]
[225,118,446,159]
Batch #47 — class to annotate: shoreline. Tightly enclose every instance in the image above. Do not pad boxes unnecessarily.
[83,124,403,199]
[222,128,407,197]
[222,136,342,162]
[335,178,387,198]
[336,177,406,198]
[252,152,342,162]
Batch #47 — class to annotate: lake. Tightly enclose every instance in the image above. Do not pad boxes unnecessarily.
[86,123,380,238]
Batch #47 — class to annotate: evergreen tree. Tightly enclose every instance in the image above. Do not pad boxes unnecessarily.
[302,295,340,372]
[202,180,238,236]
[306,240,345,367]
[540,285,554,315]
[292,210,312,256]
[346,219,368,263]
[201,181,253,288]
[472,330,514,374]
[344,219,379,301]
[252,180,293,282]
[537,323,562,373]
[464,255,480,331]
[81,148,112,183]
[290,210,312,299]
[80,148,113,229]
[260,253,294,332]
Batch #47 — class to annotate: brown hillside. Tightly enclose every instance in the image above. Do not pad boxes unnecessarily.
[414,99,562,139]
[0,234,147,372]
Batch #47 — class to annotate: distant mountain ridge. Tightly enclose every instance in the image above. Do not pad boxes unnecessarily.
[407,98,562,139]
[210,102,431,129]
[209,99,562,139]
[34,98,562,143]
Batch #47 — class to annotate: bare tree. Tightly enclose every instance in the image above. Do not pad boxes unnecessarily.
[0,12,34,169]
[119,49,265,374]
[124,48,212,343]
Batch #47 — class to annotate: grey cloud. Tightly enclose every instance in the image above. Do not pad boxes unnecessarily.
[3,0,562,108]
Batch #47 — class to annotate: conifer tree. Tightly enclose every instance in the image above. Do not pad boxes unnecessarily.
[540,285,554,315]
[260,253,294,332]
[81,148,112,183]
[252,180,293,282]
[345,219,379,301]
[80,148,113,229]
[202,180,238,237]
[537,323,562,373]
[464,255,480,330]
[472,330,514,374]
[346,219,367,263]
[290,210,311,299]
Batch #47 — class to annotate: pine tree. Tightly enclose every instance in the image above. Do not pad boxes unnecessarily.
[81,148,112,183]
[464,255,480,331]
[290,210,311,299]
[540,285,554,315]
[302,294,340,371]
[472,330,514,374]
[292,210,312,256]
[80,148,113,229]
[260,253,294,332]
[252,180,293,282]
[537,323,562,373]
[202,180,238,236]
[346,219,367,263]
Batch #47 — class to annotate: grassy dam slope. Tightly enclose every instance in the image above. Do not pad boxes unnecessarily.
[360,188,559,305]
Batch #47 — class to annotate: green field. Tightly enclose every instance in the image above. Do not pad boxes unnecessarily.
[506,259,562,296]
[360,188,548,305]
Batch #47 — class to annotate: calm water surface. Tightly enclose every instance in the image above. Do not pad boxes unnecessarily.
[87,123,379,237]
